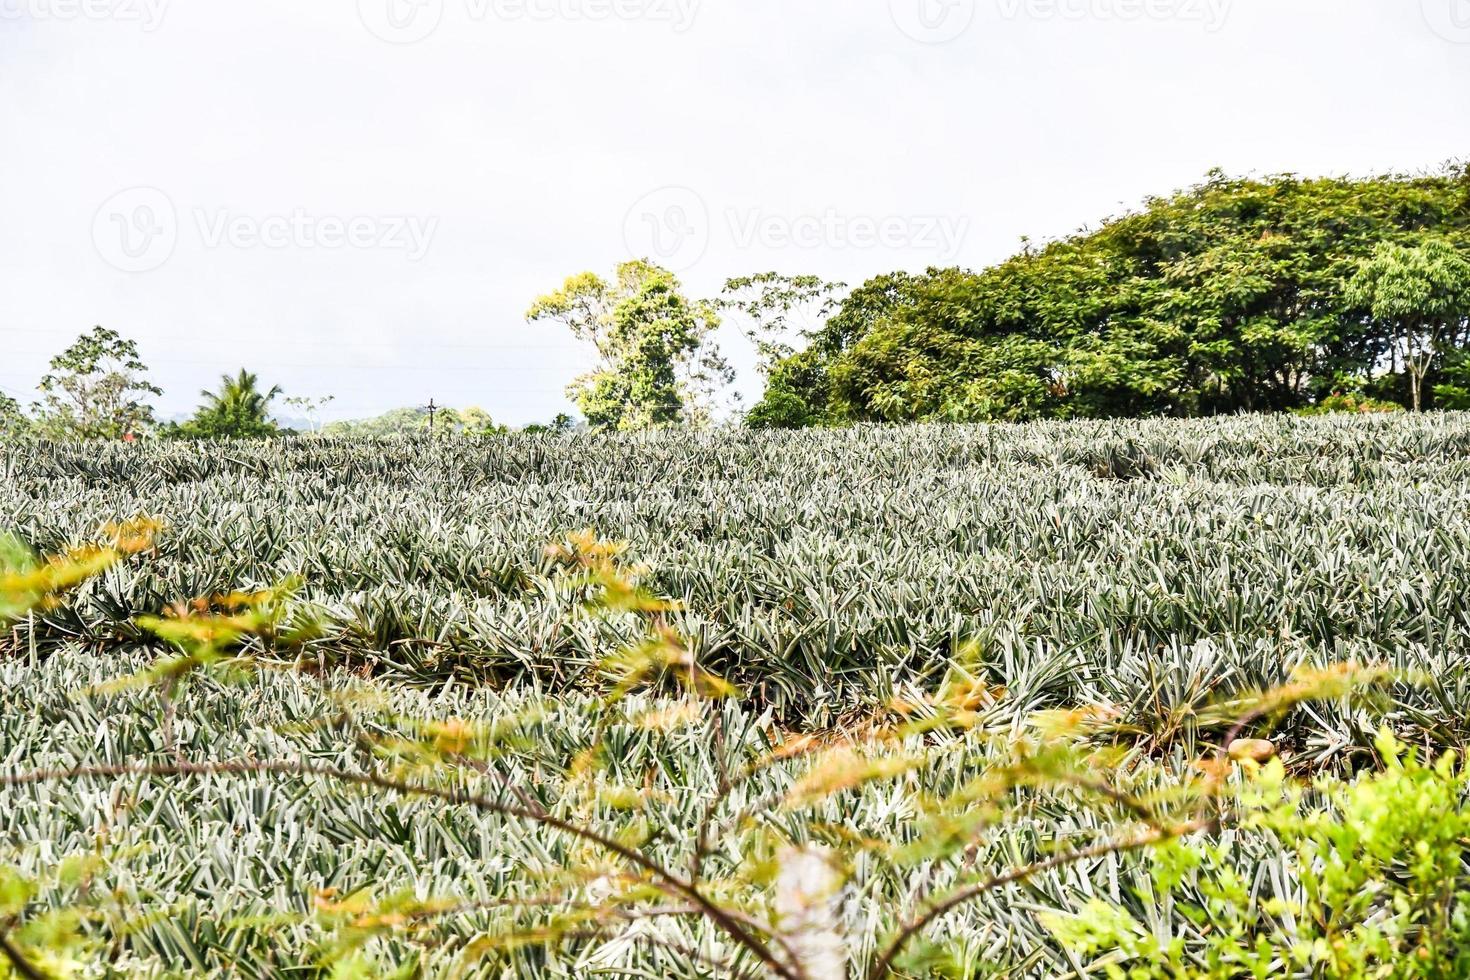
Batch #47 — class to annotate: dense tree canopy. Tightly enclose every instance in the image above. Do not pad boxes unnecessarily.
[752,167,1470,425]
[1345,238,1470,411]
[0,392,29,440]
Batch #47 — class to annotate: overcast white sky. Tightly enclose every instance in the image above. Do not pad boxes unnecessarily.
[2,0,1468,424]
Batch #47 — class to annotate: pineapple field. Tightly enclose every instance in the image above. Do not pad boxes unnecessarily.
[5,414,1470,977]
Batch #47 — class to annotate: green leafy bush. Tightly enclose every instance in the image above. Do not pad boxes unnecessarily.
[1294,392,1404,416]
[1049,731,1470,977]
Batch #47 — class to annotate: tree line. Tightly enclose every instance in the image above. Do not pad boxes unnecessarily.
[744,165,1470,427]
[525,165,1470,429]
[0,327,522,441]
[6,164,1468,441]
[0,327,331,441]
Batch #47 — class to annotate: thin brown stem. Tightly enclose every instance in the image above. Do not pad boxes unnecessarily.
[0,758,801,980]
[1049,772,1162,827]
[865,819,1215,980]
[0,926,49,980]
[445,753,550,818]
[615,930,737,976]
[692,736,829,881]
[157,679,181,764]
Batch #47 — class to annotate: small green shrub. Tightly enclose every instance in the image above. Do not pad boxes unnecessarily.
[1295,392,1404,416]
[744,385,820,429]
[1048,729,1470,978]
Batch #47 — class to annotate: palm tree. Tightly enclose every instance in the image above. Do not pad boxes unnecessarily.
[175,369,285,439]
[201,369,283,421]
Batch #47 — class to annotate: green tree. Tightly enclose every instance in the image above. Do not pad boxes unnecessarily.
[1346,238,1470,411]
[528,261,727,430]
[521,412,578,435]
[1434,348,1470,409]
[281,394,335,434]
[454,406,508,437]
[35,327,162,440]
[743,385,818,429]
[171,369,285,439]
[719,273,847,377]
[742,272,920,427]
[720,273,849,430]
[757,166,1470,425]
[0,392,29,440]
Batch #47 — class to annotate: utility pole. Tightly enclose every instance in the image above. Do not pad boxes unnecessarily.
[425,398,439,436]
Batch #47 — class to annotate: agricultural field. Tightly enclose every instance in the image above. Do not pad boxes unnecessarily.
[5,414,1470,976]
